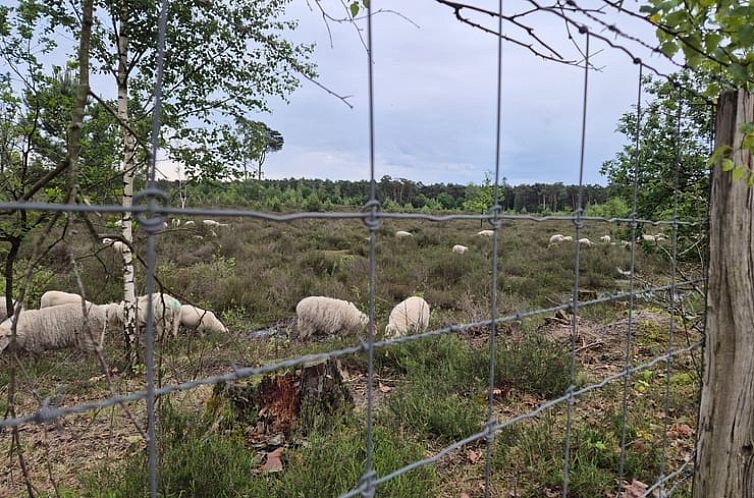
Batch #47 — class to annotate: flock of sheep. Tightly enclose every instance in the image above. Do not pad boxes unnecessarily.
[0,288,432,356]
[0,220,669,358]
[0,290,227,355]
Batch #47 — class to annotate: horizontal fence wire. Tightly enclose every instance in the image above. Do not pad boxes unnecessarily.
[0,277,702,429]
[0,199,700,226]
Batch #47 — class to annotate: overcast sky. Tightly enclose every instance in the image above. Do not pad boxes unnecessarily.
[245,0,673,187]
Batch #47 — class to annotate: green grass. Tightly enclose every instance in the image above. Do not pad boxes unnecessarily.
[76,404,436,498]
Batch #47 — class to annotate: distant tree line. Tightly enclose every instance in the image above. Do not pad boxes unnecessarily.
[160,175,614,214]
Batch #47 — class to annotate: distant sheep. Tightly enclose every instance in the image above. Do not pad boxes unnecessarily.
[171,218,181,227]
[40,290,87,309]
[562,236,574,242]
[385,296,430,338]
[641,234,666,243]
[184,220,195,226]
[0,302,121,354]
[549,234,566,245]
[452,244,469,254]
[477,230,494,237]
[179,305,228,335]
[102,238,128,254]
[578,238,593,247]
[202,220,229,228]
[296,296,368,338]
[600,235,611,243]
[395,231,413,239]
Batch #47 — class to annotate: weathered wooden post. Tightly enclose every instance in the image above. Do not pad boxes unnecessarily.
[694,91,754,497]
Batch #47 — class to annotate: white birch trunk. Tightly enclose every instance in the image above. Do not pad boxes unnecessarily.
[117,18,138,368]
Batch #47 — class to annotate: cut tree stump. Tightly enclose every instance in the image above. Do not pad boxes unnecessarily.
[205,359,353,438]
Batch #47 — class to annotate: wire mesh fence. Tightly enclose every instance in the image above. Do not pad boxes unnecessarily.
[0,1,709,497]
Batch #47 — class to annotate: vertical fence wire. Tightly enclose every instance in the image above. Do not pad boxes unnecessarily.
[483,0,505,495]
[561,27,590,498]
[616,60,643,497]
[658,87,683,498]
[361,0,378,495]
[143,1,171,496]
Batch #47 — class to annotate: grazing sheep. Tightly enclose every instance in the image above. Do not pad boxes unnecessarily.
[0,303,121,354]
[620,240,631,248]
[562,235,574,242]
[616,267,632,277]
[192,235,204,240]
[40,290,87,308]
[385,296,430,338]
[137,293,182,338]
[600,235,611,243]
[395,230,413,239]
[171,218,181,227]
[549,234,566,245]
[184,220,195,226]
[102,238,128,254]
[452,244,469,254]
[477,230,494,237]
[641,234,656,242]
[578,238,593,247]
[295,296,368,338]
[202,220,229,228]
[179,305,228,335]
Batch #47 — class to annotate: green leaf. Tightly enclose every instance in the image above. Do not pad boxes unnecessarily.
[736,24,754,46]
[362,0,369,7]
[722,158,736,171]
[732,165,746,182]
[707,144,732,167]
[350,2,359,17]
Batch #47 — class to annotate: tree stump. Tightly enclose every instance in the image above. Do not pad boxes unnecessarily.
[205,359,353,438]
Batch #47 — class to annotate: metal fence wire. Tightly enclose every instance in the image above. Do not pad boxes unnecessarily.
[0,2,708,498]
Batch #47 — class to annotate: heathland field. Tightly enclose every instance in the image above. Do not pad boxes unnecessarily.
[0,214,703,498]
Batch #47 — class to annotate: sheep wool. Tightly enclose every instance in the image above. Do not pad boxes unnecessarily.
[0,303,119,354]
[477,230,494,237]
[385,296,430,338]
[578,238,593,247]
[562,236,574,242]
[395,230,413,239]
[452,244,468,254]
[600,235,611,243]
[137,293,182,338]
[296,296,368,338]
[40,290,86,309]
[179,305,228,334]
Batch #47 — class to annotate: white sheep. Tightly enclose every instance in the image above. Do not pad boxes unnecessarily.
[295,296,368,338]
[40,290,87,308]
[137,293,182,338]
[395,230,413,239]
[616,267,632,277]
[452,244,469,254]
[385,296,430,338]
[171,218,182,227]
[562,235,574,242]
[578,238,593,247]
[600,235,611,243]
[202,220,229,228]
[116,293,182,338]
[0,302,121,354]
[184,220,195,226]
[549,234,566,245]
[102,238,128,254]
[477,230,495,237]
[179,305,228,335]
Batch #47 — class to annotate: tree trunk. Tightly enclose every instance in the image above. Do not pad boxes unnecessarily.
[4,239,19,318]
[117,15,139,369]
[206,360,353,438]
[694,91,754,498]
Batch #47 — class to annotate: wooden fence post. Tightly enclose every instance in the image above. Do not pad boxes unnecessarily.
[694,90,754,497]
